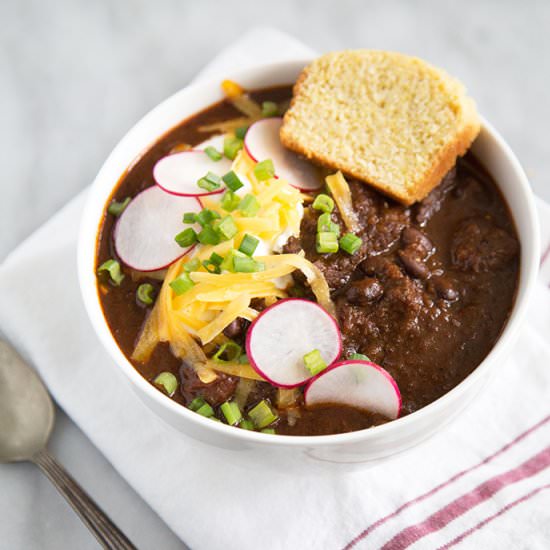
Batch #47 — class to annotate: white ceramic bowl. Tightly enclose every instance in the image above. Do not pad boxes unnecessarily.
[78,60,540,467]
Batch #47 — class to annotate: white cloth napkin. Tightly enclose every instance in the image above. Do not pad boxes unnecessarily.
[2,28,550,550]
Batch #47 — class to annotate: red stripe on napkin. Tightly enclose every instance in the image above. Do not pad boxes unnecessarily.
[344,414,550,549]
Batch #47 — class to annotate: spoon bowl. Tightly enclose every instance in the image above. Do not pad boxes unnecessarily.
[0,340,54,463]
[0,339,136,549]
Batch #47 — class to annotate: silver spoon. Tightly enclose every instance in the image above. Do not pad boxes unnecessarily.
[0,339,136,549]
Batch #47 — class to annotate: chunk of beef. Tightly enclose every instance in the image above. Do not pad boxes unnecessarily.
[451,217,519,272]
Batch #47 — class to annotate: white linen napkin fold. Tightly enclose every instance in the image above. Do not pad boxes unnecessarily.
[1,28,549,550]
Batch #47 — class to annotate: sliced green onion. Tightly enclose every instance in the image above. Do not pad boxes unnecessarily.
[248,400,278,429]
[137,283,155,305]
[253,159,275,181]
[339,233,363,255]
[224,135,244,160]
[98,259,125,286]
[261,101,278,117]
[204,146,222,161]
[239,419,255,430]
[197,171,222,192]
[220,249,246,272]
[169,272,195,295]
[202,259,221,274]
[184,258,201,272]
[222,170,244,192]
[235,126,248,140]
[233,256,264,273]
[216,215,238,240]
[196,208,221,227]
[350,353,371,361]
[220,190,240,212]
[238,234,259,256]
[196,402,214,417]
[312,194,334,213]
[317,213,340,235]
[153,372,178,397]
[316,232,339,254]
[107,197,131,217]
[182,212,197,224]
[174,227,197,248]
[239,194,260,217]
[197,225,221,245]
[303,349,327,375]
[220,401,242,426]
[209,252,224,266]
[213,341,242,363]
[188,397,207,411]
[260,428,276,434]
[238,353,250,364]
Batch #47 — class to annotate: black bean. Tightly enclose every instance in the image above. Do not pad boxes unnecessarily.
[345,278,384,305]
[398,250,430,280]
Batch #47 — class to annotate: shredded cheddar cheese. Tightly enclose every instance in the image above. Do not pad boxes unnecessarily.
[325,171,360,233]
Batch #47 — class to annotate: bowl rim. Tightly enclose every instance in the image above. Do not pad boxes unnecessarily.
[78,58,540,448]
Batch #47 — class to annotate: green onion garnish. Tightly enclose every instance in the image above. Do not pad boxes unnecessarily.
[221,401,242,426]
[248,400,278,429]
[233,256,264,273]
[196,208,221,227]
[213,341,242,363]
[204,146,222,161]
[174,227,197,248]
[235,126,248,140]
[153,372,178,397]
[137,283,155,305]
[220,249,245,272]
[209,252,224,266]
[197,171,222,192]
[183,212,197,224]
[253,159,275,181]
[198,225,221,245]
[216,215,238,241]
[169,272,195,295]
[107,197,131,217]
[350,353,370,361]
[312,194,334,213]
[238,353,250,364]
[303,349,327,375]
[222,170,244,192]
[238,234,260,256]
[339,233,363,255]
[98,259,125,286]
[202,259,221,274]
[224,136,244,160]
[189,397,207,411]
[239,194,260,217]
[184,258,201,272]
[239,419,255,430]
[220,190,240,212]
[316,232,339,254]
[260,428,276,434]
[261,101,278,117]
[317,213,340,235]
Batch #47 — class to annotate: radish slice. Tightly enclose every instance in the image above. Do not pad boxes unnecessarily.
[304,360,402,420]
[245,298,342,388]
[153,151,231,197]
[114,186,201,271]
[244,118,323,191]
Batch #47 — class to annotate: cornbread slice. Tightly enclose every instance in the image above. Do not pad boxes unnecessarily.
[280,50,481,205]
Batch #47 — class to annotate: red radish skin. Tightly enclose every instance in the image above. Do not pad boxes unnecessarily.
[245,298,342,388]
[304,360,402,420]
[114,186,201,272]
[244,118,323,191]
[153,150,230,197]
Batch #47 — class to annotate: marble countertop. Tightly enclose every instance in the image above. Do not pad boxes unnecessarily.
[1,0,548,548]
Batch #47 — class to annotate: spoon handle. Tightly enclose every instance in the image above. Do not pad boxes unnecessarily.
[33,448,136,549]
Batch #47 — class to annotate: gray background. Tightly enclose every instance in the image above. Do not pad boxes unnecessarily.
[1,0,548,548]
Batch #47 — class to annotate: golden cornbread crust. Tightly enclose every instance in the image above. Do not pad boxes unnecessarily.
[280,50,481,205]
